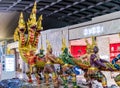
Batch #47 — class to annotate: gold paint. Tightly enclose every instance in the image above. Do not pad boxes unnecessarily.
[61,37,67,52]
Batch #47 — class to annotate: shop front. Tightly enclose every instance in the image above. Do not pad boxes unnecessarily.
[68,17,120,87]
[70,34,120,62]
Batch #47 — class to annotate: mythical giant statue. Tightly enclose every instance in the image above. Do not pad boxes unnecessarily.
[57,38,78,88]
[43,40,59,88]
[14,2,45,84]
[73,37,116,88]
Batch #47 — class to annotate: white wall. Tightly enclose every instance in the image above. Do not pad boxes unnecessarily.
[39,11,120,55]
[38,27,69,56]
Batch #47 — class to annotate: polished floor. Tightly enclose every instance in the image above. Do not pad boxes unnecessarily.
[16,72,119,88]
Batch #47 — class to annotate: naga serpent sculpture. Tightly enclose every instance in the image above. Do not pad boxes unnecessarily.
[14,2,45,84]
[73,37,117,88]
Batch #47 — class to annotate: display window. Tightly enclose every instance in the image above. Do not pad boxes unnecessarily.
[70,34,120,62]
[71,45,86,58]
[70,38,91,58]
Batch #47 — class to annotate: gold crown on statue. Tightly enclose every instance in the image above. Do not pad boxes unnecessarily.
[18,2,43,30]
[46,40,52,51]
[61,37,67,52]
[14,2,43,44]
[18,12,26,30]
[85,36,97,53]
[37,15,43,30]
[14,27,19,41]
[28,2,37,27]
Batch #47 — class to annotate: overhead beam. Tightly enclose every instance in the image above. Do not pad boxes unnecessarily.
[0,7,8,10]
[6,0,22,11]
[89,8,100,13]
[23,0,41,11]
[76,12,85,16]
[112,0,120,4]
[69,6,118,23]
[58,0,112,20]
[46,0,85,17]
[37,0,62,12]
[109,2,119,7]
[82,11,93,15]
[1,0,16,3]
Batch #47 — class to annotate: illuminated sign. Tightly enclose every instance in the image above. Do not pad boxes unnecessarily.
[84,26,104,36]
[5,55,15,72]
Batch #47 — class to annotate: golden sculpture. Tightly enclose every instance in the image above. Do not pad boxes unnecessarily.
[14,2,45,84]
[43,40,59,88]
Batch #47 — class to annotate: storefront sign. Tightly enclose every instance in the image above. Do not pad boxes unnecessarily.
[5,55,15,72]
[84,26,104,36]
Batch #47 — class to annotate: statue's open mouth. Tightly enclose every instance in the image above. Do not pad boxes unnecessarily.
[31,25,36,29]
[20,28,25,33]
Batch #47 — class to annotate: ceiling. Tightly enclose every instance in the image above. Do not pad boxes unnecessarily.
[0,0,120,41]
[0,0,120,24]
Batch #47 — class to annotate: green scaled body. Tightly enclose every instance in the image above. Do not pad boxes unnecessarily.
[59,48,75,65]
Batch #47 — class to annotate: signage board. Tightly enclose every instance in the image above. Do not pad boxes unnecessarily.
[5,55,15,72]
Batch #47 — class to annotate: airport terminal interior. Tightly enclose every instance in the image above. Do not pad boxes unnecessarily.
[0,0,120,88]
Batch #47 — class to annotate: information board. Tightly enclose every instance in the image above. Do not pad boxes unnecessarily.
[5,55,15,72]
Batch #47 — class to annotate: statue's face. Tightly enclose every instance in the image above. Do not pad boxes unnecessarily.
[93,46,99,53]
[40,50,44,54]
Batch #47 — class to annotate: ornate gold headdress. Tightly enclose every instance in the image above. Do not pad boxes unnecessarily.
[37,15,43,30]
[46,40,52,51]
[61,37,67,52]
[91,36,97,48]
[18,12,25,30]
[85,36,97,53]
[14,27,19,41]
[85,38,91,52]
[28,2,37,27]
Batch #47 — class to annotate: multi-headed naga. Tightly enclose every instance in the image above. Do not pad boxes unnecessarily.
[14,2,45,84]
